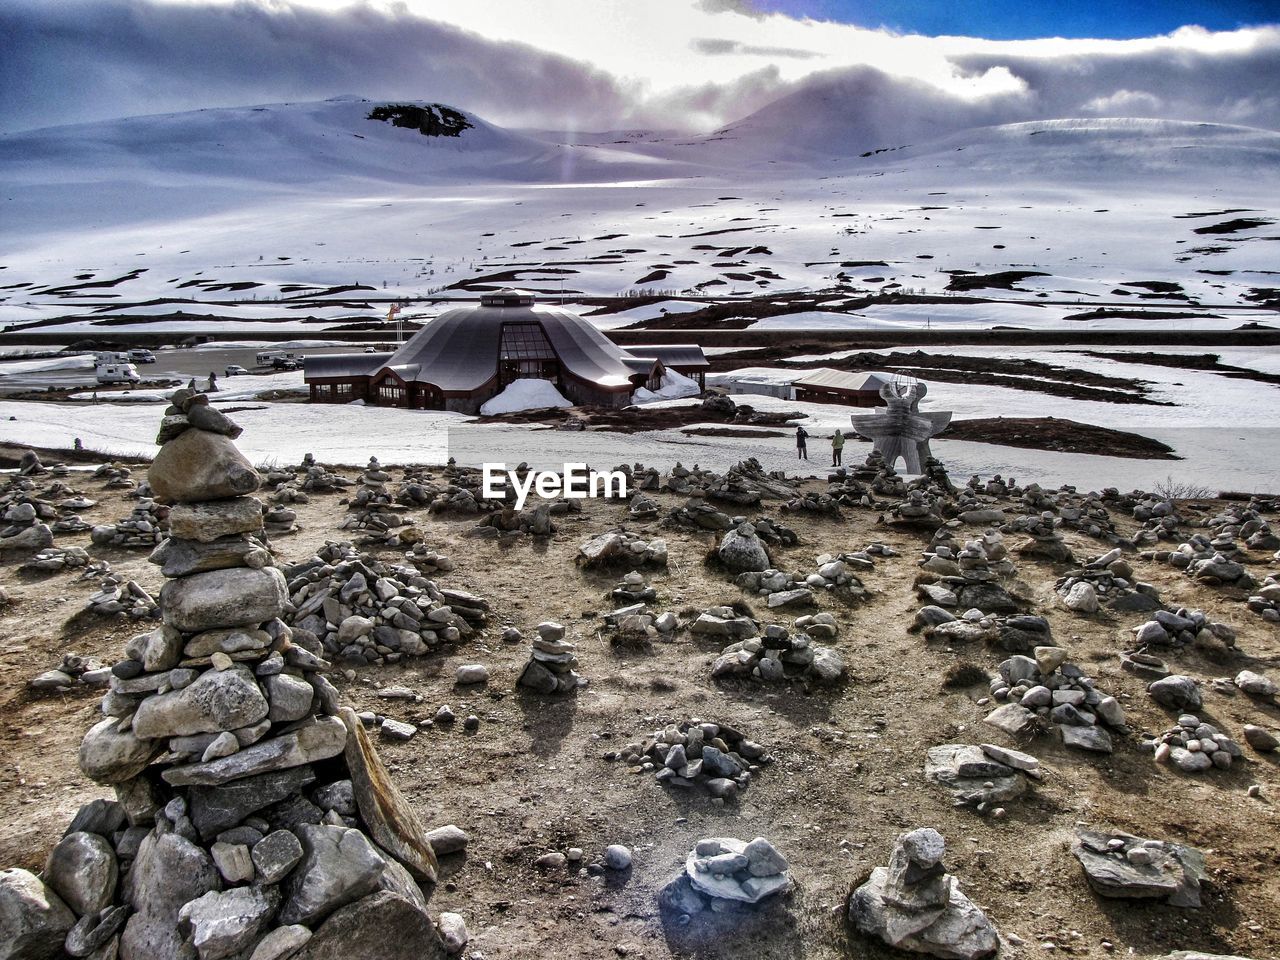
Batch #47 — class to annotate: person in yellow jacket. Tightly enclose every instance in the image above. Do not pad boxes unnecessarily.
[831,428,845,466]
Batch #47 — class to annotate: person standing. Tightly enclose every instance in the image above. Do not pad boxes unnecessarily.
[831,428,845,466]
[795,425,809,460]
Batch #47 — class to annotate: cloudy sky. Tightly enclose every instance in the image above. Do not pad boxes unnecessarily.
[2,0,1278,136]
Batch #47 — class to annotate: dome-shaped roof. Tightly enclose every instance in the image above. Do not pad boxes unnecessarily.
[377,290,636,392]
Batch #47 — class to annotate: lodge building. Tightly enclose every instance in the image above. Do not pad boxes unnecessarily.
[304,289,708,413]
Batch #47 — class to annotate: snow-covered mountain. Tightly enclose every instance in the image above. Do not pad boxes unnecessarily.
[1,96,1278,335]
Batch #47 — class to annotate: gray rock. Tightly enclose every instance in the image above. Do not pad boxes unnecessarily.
[150,536,271,579]
[79,719,163,785]
[1235,670,1277,697]
[279,824,385,927]
[604,845,632,870]
[247,924,312,960]
[1148,675,1202,711]
[163,717,347,787]
[0,868,75,960]
[982,703,1036,735]
[43,832,117,916]
[1060,725,1114,753]
[210,842,253,885]
[149,428,259,504]
[716,525,771,573]
[1242,724,1278,752]
[167,498,263,543]
[423,826,468,857]
[252,830,305,885]
[121,830,222,960]
[292,892,444,960]
[437,912,468,954]
[264,673,314,723]
[161,567,287,633]
[188,766,316,841]
[132,666,269,740]
[179,885,279,960]
[454,664,489,685]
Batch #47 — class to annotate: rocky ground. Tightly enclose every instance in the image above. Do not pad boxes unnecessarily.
[1,444,1279,959]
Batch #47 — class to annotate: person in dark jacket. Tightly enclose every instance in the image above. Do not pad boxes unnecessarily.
[795,425,809,459]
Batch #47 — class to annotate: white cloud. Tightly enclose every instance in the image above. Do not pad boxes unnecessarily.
[2,0,1278,137]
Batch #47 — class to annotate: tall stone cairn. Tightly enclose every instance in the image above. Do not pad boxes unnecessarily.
[1,391,448,960]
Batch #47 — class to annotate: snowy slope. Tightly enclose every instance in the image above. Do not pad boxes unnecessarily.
[1,98,1278,334]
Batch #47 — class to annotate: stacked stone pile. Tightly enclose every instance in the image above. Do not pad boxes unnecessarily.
[732,569,816,609]
[472,500,567,538]
[1012,511,1076,563]
[919,533,1014,581]
[824,470,871,508]
[985,651,1125,753]
[1148,533,1255,588]
[29,652,112,693]
[577,529,668,569]
[1056,547,1162,614]
[689,605,759,642]
[0,399,465,960]
[601,600,678,645]
[658,837,792,917]
[782,490,842,516]
[947,493,1007,527]
[611,571,656,604]
[51,511,94,535]
[912,607,1054,653]
[848,828,999,960]
[882,490,944,528]
[19,545,91,574]
[967,473,1016,497]
[914,566,1020,615]
[403,540,455,574]
[281,540,486,665]
[1072,828,1207,908]
[92,463,138,490]
[1146,713,1242,772]
[90,498,169,549]
[924,743,1041,814]
[1246,572,1280,622]
[627,492,660,520]
[84,574,159,619]
[609,719,770,800]
[0,491,54,553]
[299,460,352,494]
[1128,608,1237,652]
[1207,504,1280,551]
[516,621,582,694]
[341,457,410,533]
[667,492,733,531]
[15,448,48,475]
[711,622,845,684]
[869,460,908,497]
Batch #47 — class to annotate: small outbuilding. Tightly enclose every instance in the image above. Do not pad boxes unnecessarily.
[792,368,892,407]
[304,289,708,412]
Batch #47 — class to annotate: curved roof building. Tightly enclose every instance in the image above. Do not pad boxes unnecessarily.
[304,289,708,413]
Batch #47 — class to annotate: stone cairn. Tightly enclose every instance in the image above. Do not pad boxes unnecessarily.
[1071,828,1207,908]
[91,500,166,551]
[985,650,1125,754]
[0,395,465,960]
[608,719,770,802]
[709,619,846,685]
[925,742,1041,816]
[577,529,668,569]
[0,490,54,554]
[92,463,138,491]
[84,572,159,620]
[20,545,91,574]
[282,540,486,666]
[848,828,998,960]
[1128,608,1236,653]
[1247,572,1280,623]
[516,621,582,694]
[658,837,792,918]
[1146,712,1243,773]
[1056,547,1162,615]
